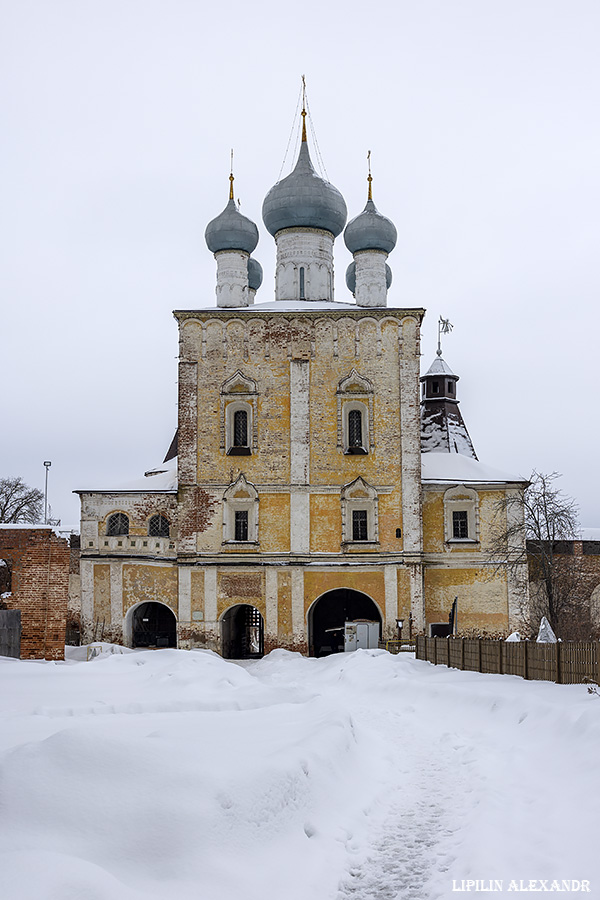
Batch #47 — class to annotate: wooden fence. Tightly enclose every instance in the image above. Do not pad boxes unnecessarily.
[416,636,600,685]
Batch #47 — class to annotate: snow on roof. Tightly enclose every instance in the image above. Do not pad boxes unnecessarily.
[421,452,527,485]
[0,523,56,530]
[75,461,178,494]
[422,355,456,378]
[581,527,600,542]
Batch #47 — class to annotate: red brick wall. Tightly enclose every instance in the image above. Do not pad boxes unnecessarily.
[0,527,70,660]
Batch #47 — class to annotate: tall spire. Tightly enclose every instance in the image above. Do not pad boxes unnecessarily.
[301,75,307,142]
[367,150,373,201]
[229,149,234,200]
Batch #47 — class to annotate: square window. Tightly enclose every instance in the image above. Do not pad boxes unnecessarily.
[352,509,368,541]
[452,510,469,539]
[235,510,249,542]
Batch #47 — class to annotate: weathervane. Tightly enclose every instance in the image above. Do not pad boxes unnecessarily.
[437,316,453,357]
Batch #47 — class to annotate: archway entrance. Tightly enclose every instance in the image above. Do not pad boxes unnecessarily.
[308,589,382,657]
[131,602,177,648]
[221,604,264,659]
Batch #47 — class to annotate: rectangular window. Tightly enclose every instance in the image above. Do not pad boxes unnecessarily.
[352,509,368,541]
[234,509,249,542]
[452,510,469,539]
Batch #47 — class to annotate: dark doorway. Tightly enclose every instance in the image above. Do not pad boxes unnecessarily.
[132,602,177,648]
[430,623,451,637]
[308,589,382,657]
[221,604,264,659]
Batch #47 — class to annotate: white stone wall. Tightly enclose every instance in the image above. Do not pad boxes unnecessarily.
[275,228,334,301]
[354,249,388,308]
[215,250,250,308]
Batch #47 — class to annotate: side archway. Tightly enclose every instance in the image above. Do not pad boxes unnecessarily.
[125,601,177,648]
[307,589,382,657]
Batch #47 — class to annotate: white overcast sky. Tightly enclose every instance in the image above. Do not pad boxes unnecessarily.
[2,0,599,532]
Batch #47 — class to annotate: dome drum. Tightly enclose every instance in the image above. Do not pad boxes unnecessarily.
[346,251,391,308]
[275,229,334,302]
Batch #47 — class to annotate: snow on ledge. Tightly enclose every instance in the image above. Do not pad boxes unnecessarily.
[421,452,527,485]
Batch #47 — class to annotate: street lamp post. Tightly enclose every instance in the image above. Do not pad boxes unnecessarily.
[43,461,51,524]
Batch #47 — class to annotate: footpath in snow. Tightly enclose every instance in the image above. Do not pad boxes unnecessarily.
[0,647,598,900]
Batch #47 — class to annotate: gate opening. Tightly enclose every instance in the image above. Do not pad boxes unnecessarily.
[132,602,177,648]
[221,604,264,659]
[308,589,382,657]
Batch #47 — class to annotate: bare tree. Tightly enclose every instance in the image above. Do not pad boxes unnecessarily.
[0,476,44,524]
[488,471,587,639]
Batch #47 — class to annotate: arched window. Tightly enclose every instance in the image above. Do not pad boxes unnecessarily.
[107,513,129,536]
[233,409,248,449]
[299,266,305,300]
[149,514,170,538]
[348,409,363,449]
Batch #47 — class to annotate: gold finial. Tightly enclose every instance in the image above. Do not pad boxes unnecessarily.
[229,149,234,200]
[367,150,373,200]
[301,74,307,142]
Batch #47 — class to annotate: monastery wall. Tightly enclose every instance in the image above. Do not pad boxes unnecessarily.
[0,526,70,660]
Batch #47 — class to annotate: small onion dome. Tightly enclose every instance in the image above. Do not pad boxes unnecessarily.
[345,260,392,294]
[262,141,347,238]
[205,197,259,254]
[247,257,263,291]
[344,199,397,254]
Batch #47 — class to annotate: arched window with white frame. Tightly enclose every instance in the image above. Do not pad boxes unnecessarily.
[220,371,258,456]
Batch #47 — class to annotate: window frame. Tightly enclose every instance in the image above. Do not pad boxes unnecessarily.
[106,512,129,536]
[336,370,374,456]
[220,371,258,456]
[148,514,170,538]
[341,477,379,547]
[222,474,259,546]
[444,485,479,545]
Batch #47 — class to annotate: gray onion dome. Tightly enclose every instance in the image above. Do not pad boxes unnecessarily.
[205,197,259,254]
[344,199,397,254]
[262,141,347,238]
[247,257,263,291]
[345,260,392,294]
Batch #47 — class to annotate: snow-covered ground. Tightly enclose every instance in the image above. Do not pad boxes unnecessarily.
[0,647,597,899]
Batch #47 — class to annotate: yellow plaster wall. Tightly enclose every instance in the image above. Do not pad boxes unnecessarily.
[217,570,265,619]
[422,492,445,552]
[303,570,385,617]
[260,494,290,552]
[378,493,403,551]
[310,495,340,552]
[191,570,204,614]
[277,571,292,637]
[93,564,111,623]
[122,564,178,614]
[424,567,509,632]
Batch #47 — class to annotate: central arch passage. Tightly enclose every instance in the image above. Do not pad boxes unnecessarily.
[309,589,382,657]
[221,604,264,659]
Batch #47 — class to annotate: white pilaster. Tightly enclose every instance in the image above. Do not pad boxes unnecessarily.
[384,565,398,639]
[265,567,278,638]
[178,566,191,625]
[290,359,310,553]
[291,567,305,640]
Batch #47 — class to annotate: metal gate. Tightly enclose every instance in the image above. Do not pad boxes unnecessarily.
[0,610,21,658]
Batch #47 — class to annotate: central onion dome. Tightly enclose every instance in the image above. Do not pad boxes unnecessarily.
[262,140,347,238]
[344,197,397,254]
[205,177,259,254]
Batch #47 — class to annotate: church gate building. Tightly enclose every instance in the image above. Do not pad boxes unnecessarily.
[76,108,528,655]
